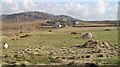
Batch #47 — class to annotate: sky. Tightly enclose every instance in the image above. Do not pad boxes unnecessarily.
[0,0,120,21]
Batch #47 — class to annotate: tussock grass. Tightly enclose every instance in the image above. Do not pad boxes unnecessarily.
[2,22,118,65]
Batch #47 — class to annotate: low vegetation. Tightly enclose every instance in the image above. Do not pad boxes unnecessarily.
[2,22,119,66]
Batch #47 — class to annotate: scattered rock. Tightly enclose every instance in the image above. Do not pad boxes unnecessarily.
[67,56,75,59]
[26,48,32,52]
[49,56,61,63]
[11,37,18,40]
[67,61,75,65]
[95,49,102,53]
[79,33,81,34]
[85,63,98,67]
[104,29,112,31]
[102,42,110,48]
[81,32,93,39]
[20,63,27,67]
[74,44,82,48]
[23,61,29,64]
[19,31,23,33]
[2,44,116,65]
[96,54,104,57]
[20,34,30,38]
[86,55,91,58]
[61,56,66,59]
[81,55,84,58]
[71,32,81,35]
[14,62,21,65]
[92,35,97,38]
[34,52,41,56]
[61,60,74,65]
[61,47,67,49]
[4,54,9,58]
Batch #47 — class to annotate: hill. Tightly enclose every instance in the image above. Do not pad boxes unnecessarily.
[1,11,81,22]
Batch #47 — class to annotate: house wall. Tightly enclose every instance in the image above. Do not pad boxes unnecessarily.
[52,22,62,28]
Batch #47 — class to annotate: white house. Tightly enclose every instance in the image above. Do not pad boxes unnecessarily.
[52,22,62,28]
[67,21,79,26]
[75,21,79,25]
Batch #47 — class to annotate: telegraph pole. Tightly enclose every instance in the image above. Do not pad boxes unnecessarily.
[16,15,19,37]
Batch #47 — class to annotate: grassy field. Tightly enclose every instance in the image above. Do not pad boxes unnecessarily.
[1,22,119,65]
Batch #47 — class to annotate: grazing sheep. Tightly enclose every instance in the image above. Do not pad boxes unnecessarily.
[71,32,77,34]
[71,32,81,35]
[3,43,9,49]
[49,30,52,32]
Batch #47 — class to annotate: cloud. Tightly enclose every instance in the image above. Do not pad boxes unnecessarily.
[87,0,106,16]
[2,2,19,14]
[2,0,13,2]
[1,1,118,20]
[96,0,106,14]
[23,0,37,10]
[64,2,89,16]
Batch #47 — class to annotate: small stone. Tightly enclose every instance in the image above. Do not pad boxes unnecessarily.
[81,56,84,58]
[67,56,75,59]
[61,60,74,65]
[96,54,104,57]
[86,55,91,58]
[15,62,21,65]
[49,56,61,63]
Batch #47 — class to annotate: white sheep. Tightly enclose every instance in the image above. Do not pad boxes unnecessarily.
[3,43,9,49]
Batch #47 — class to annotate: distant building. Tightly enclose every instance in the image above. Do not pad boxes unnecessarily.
[41,20,80,28]
[52,22,62,28]
[75,21,79,24]
[67,20,79,26]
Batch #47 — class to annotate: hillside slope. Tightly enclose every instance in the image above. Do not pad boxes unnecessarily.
[1,11,81,22]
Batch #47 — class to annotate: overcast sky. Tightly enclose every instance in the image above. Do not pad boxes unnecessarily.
[1,0,119,21]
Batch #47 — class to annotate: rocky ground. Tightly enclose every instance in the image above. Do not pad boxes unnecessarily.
[2,40,119,65]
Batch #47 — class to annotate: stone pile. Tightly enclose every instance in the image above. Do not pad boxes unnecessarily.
[80,40,110,48]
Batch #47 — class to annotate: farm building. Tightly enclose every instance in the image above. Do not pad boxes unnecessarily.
[41,20,80,28]
[52,22,62,28]
[67,20,79,26]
